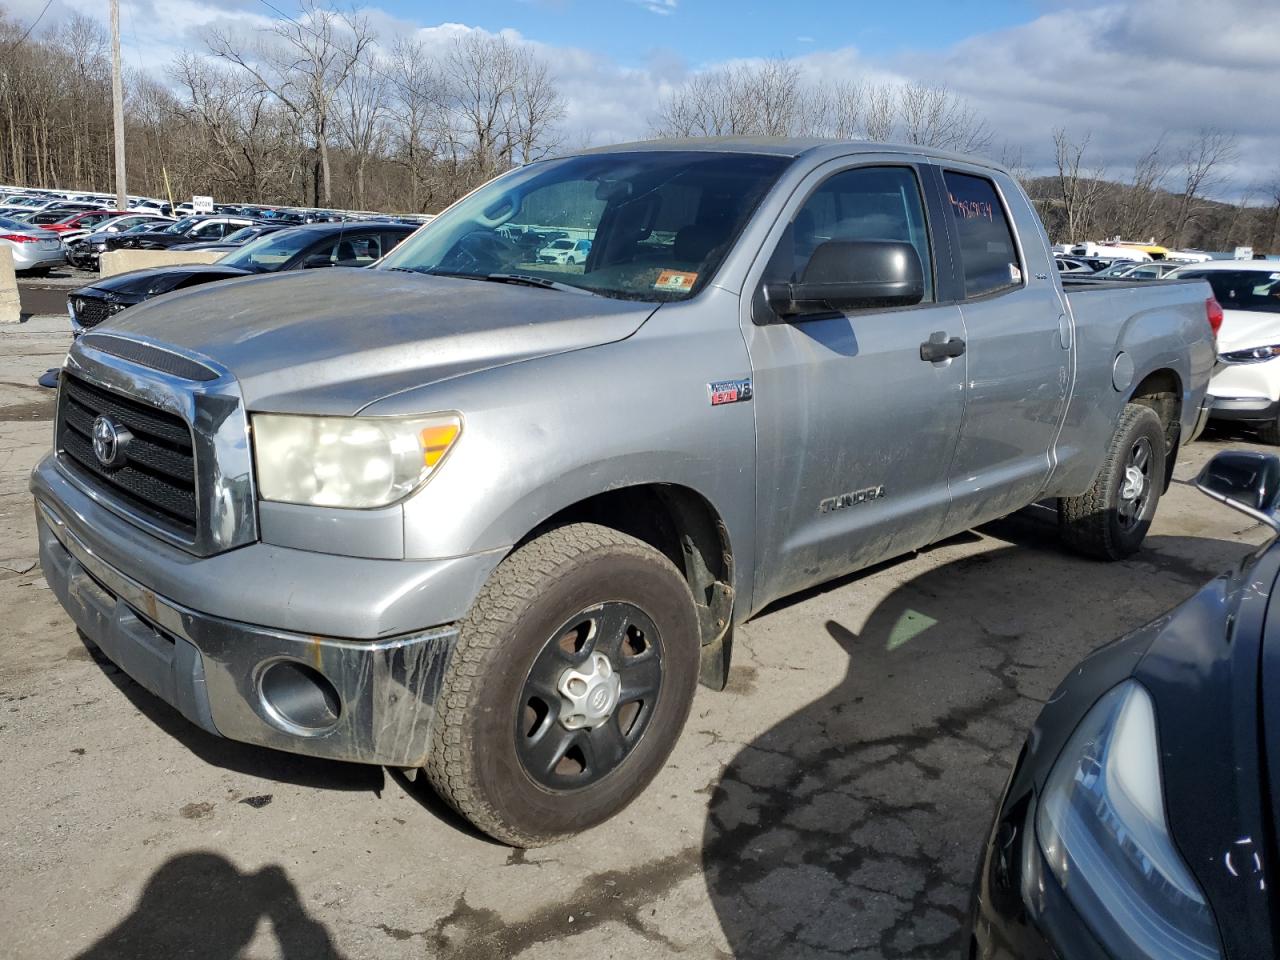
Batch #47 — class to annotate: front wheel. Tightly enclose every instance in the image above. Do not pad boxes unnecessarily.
[425,523,700,846]
[1059,403,1167,560]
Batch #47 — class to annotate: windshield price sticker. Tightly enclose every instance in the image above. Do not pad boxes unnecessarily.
[655,270,697,292]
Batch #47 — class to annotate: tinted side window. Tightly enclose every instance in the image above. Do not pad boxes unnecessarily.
[764,165,934,303]
[943,171,1021,299]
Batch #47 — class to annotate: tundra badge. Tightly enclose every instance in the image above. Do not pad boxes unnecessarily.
[820,485,886,513]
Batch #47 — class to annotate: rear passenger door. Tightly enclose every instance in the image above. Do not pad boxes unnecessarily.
[743,159,968,608]
[932,166,1071,533]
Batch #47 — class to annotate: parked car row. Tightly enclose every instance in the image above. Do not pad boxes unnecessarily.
[0,182,435,275]
[66,221,417,334]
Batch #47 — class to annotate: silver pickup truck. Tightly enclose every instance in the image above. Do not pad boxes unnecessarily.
[32,139,1217,845]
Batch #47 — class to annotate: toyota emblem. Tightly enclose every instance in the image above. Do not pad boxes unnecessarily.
[91,415,130,468]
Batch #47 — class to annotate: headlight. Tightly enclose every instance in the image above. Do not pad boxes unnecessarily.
[1218,344,1280,364]
[1037,681,1221,959]
[251,413,461,508]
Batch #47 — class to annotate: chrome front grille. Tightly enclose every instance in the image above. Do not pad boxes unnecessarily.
[57,374,198,536]
[55,337,258,557]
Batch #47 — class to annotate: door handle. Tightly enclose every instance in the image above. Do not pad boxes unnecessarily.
[920,335,966,362]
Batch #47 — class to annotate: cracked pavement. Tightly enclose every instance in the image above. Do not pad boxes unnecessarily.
[1,303,1273,959]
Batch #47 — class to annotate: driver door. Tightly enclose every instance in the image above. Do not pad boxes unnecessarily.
[742,159,968,609]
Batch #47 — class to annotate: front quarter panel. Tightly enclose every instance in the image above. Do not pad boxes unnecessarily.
[369,287,758,613]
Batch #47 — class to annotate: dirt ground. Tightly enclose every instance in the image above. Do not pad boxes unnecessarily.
[1,299,1271,960]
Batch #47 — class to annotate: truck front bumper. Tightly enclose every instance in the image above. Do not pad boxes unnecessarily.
[30,456,495,768]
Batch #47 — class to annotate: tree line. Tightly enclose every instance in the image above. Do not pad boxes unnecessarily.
[0,4,1276,252]
[0,3,565,213]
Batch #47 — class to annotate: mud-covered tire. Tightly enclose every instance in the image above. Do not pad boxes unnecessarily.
[1059,403,1167,560]
[425,522,700,847]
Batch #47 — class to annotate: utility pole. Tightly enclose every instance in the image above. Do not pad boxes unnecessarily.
[110,0,127,210]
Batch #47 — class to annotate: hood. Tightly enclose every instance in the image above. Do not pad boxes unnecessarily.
[96,269,659,414]
[85,263,249,296]
[1215,307,1280,353]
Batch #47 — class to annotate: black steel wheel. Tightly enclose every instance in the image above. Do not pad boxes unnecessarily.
[425,523,700,846]
[516,602,663,791]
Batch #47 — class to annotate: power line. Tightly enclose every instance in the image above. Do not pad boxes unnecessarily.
[1,0,54,57]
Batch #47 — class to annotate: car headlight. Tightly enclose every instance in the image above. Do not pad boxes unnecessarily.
[251,413,461,508]
[1037,681,1221,959]
[1218,344,1280,364]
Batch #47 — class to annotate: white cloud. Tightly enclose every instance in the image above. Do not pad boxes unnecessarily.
[627,0,677,15]
[32,0,1278,196]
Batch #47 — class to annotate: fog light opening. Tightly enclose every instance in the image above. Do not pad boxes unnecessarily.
[259,660,341,734]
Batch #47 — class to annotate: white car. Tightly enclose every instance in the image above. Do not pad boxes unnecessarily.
[536,237,592,265]
[1174,260,1280,441]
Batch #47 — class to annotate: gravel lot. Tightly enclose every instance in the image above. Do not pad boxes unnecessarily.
[1,295,1271,960]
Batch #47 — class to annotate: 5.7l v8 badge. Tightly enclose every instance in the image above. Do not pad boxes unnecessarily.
[708,378,753,406]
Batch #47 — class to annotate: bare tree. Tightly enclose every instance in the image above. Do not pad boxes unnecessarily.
[897,82,991,154]
[334,57,388,209]
[1115,135,1173,240]
[207,0,375,206]
[509,47,565,164]
[1053,128,1108,242]
[1171,129,1238,247]
[385,36,445,212]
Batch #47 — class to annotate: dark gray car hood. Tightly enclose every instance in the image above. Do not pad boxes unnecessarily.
[98,269,659,414]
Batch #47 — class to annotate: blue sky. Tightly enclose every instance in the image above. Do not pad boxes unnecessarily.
[326,0,1041,67]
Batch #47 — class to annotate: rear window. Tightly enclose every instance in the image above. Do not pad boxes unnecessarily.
[1180,270,1280,314]
[943,171,1022,299]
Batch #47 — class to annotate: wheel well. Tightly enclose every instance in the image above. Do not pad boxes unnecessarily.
[1129,368,1182,491]
[531,485,735,651]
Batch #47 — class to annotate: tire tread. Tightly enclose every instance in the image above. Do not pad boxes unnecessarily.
[425,522,690,846]
[1059,402,1165,560]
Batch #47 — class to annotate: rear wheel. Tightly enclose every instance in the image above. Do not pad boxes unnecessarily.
[1060,403,1166,560]
[425,523,700,846]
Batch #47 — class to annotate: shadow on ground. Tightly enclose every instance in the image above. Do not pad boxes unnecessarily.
[73,851,345,960]
[702,508,1254,959]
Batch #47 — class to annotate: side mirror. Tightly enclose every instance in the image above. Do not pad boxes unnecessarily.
[1195,450,1280,530]
[764,240,925,320]
[303,254,334,269]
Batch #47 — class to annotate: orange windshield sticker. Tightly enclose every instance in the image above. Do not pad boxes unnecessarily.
[654,270,698,292]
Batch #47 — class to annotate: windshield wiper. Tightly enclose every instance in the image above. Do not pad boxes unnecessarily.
[391,268,596,296]
[481,273,595,296]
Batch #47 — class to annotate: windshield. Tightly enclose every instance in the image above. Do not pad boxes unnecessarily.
[222,227,263,244]
[378,151,790,301]
[1177,269,1280,314]
[161,216,201,235]
[0,215,35,231]
[218,227,318,272]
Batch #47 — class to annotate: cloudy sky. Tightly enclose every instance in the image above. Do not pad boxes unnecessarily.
[8,0,1278,198]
